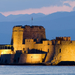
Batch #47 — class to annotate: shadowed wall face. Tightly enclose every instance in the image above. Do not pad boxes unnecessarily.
[23,26,46,42]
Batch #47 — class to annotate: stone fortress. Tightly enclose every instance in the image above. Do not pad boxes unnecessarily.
[0,25,75,65]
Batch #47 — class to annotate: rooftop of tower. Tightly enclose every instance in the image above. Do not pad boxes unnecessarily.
[13,25,45,29]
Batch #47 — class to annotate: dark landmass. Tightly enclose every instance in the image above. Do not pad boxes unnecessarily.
[57,61,75,66]
[0,61,75,66]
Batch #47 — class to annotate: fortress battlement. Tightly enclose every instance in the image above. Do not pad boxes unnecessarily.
[56,37,71,41]
[13,25,45,31]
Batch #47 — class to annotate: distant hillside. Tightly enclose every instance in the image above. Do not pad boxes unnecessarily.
[0,13,45,22]
[34,13,75,30]
[0,11,75,44]
[0,13,6,22]
[0,11,75,22]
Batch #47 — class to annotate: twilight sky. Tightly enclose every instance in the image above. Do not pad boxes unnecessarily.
[0,0,75,16]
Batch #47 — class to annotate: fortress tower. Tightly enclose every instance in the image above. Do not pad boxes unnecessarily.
[12,25,46,52]
[12,26,23,52]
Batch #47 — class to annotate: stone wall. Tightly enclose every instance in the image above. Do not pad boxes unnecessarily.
[13,26,23,52]
[45,45,54,63]
[51,41,75,65]
[23,26,46,42]
[0,54,14,64]
[0,53,45,64]
[19,54,45,64]
[0,49,13,55]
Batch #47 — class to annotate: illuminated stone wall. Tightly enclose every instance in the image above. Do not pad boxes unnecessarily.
[13,26,23,52]
[45,45,54,63]
[21,39,55,63]
[22,39,54,53]
[19,54,45,64]
[51,40,75,65]
[0,45,14,55]
[0,49,13,55]
[24,39,35,50]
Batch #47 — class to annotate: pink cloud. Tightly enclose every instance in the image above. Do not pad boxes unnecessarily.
[0,5,73,17]
[63,1,75,8]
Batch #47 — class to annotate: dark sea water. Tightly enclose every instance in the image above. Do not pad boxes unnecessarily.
[0,66,75,75]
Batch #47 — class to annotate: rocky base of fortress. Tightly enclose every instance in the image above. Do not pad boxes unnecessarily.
[0,62,75,66]
[57,61,75,66]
